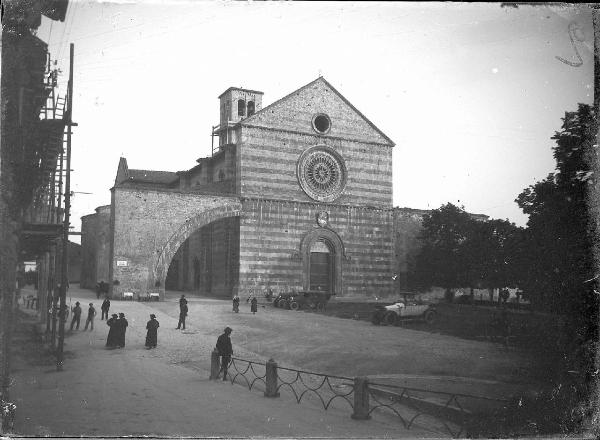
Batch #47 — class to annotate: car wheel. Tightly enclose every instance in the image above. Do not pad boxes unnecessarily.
[424,310,436,324]
[384,311,398,326]
[290,301,299,311]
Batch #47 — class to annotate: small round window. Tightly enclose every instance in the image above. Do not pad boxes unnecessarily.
[312,113,331,134]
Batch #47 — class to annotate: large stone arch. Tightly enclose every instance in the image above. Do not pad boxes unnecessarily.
[110,188,241,300]
[152,204,242,291]
[299,228,348,295]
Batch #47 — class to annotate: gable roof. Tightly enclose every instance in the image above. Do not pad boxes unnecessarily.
[241,77,394,147]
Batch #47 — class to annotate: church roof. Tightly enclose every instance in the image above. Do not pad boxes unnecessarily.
[241,76,395,147]
[127,169,179,185]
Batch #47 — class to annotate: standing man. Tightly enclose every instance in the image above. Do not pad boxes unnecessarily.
[69,301,82,331]
[101,297,110,320]
[216,327,233,381]
[116,313,128,348]
[84,303,96,331]
[176,301,188,330]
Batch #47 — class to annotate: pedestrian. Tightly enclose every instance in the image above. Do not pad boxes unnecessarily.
[101,297,110,320]
[106,313,119,348]
[250,296,258,314]
[145,314,159,349]
[116,312,128,348]
[216,327,233,381]
[176,301,188,330]
[83,303,96,331]
[179,294,187,308]
[70,301,82,330]
[232,294,240,313]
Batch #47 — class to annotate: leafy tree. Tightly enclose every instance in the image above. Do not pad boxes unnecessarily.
[414,203,476,296]
[516,103,597,319]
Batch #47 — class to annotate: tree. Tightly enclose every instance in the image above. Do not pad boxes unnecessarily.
[516,103,597,319]
[414,203,476,297]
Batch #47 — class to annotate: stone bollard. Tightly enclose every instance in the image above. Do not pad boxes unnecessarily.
[351,376,371,420]
[264,358,280,398]
[210,349,220,380]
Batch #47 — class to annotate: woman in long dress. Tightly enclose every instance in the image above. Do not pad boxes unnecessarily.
[145,314,159,349]
[106,313,118,348]
[117,312,128,348]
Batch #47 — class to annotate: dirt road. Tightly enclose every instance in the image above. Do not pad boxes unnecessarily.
[9,287,541,437]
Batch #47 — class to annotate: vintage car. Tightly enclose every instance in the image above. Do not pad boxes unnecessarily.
[371,301,436,326]
[273,291,331,311]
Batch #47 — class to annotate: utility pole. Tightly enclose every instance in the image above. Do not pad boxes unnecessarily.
[56,44,74,371]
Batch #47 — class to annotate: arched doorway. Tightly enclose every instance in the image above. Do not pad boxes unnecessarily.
[300,228,346,296]
[309,239,333,292]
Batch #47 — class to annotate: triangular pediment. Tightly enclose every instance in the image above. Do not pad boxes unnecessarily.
[241,77,394,147]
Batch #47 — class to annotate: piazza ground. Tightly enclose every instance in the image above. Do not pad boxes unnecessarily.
[9,286,551,437]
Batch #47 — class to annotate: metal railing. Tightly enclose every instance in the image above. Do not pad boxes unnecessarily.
[209,351,508,437]
[368,381,509,438]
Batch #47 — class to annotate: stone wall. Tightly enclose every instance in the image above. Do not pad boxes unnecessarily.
[109,187,241,299]
[80,205,110,288]
[239,198,394,298]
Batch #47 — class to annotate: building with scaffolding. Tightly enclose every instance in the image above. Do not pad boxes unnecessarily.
[82,77,433,301]
[1,0,72,406]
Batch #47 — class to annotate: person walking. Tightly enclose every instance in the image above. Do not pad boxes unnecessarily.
[100,297,110,320]
[116,312,128,348]
[216,327,233,381]
[232,294,240,313]
[83,303,96,331]
[145,314,160,349]
[179,294,187,308]
[176,302,188,330]
[69,301,82,331]
[106,313,119,348]
[250,296,258,314]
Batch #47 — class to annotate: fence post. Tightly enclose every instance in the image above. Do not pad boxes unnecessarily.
[264,358,280,398]
[351,376,371,420]
[210,349,220,380]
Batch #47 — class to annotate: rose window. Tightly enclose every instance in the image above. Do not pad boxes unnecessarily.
[297,146,347,202]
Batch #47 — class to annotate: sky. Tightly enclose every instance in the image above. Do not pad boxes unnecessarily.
[36,1,594,241]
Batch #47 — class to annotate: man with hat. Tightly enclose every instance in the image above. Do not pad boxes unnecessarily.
[216,327,233,381]
[84,303,97,331]
[106,313,119,348]
[116,313,128,348]
[145,314,160,349]
[70,301,82,331]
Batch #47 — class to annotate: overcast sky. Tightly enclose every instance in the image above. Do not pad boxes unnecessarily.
[37,1,594,241]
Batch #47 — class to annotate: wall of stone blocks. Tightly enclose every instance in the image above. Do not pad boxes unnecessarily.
[109,187,240,299]
[238,126,393,208]
[238,198,394,298]
[80,205,111,288]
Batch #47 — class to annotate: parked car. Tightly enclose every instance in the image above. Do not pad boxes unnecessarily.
[288,291,331,311]
[371,301,436,326]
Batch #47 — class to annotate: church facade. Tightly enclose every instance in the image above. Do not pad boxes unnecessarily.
[82,78,424,300]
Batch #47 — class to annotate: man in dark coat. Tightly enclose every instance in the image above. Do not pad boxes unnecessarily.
[101,297,110,320]
[116,312,128,348]
[250,297,258,314]
[106,313,118,348]
[145,314,159,349]
[216,327,233,381]
[176,302,188,330]
[70,302,82,331]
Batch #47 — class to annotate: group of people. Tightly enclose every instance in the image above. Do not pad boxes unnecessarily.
[232,295,258,314]
[70,302,97,331]
[105,311,158,350]
[105,313,129,349]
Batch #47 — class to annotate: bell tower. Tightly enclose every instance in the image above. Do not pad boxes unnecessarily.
[216,87,263,146]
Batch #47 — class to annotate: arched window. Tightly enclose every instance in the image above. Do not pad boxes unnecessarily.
[247,101,255,116]
[238,99,246,117]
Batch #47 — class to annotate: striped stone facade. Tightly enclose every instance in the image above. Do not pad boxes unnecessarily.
[82,77,401,299]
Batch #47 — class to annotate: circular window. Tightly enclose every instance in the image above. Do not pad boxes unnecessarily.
[297,146,347,202]
[312,113,331,134]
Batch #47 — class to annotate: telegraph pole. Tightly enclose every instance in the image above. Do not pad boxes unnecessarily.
[56,44,74,371]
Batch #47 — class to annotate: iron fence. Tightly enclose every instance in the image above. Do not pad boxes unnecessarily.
[210,351,509,437]
[368,381,509,438]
